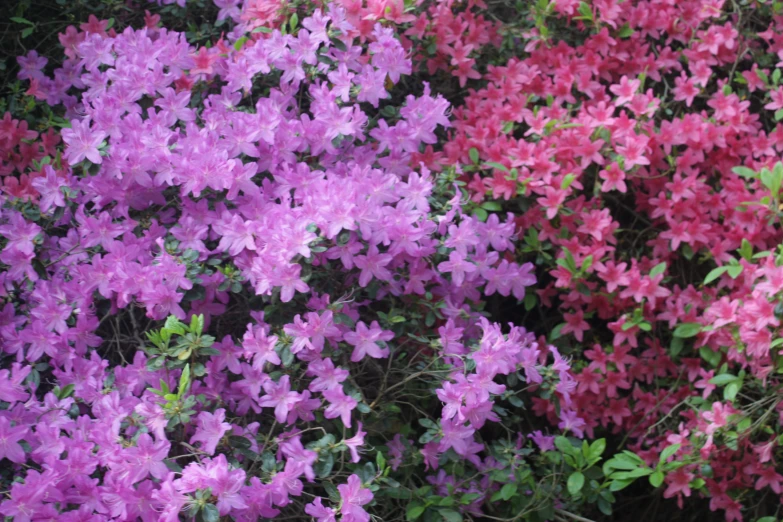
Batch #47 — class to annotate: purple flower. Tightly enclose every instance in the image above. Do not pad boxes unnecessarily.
[61,119,106,164]
[344,321,393,362]
[0,415,27,464]
[190,409,232,455]
[338,475,373,522]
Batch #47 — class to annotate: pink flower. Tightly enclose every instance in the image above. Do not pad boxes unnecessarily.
[344,422,366,463]
[663,468,694,507]
[0,415,27,464]
[61,119,106,165]
[124,433,171,483]
[609,75,640,106]
[561,310,589,341]
[323,387,358,428]
[190,409,232,455]
[344,321,393,362]
[338,475,373,522]
[258,376,302,424]
[305,498,337,522]
[437,251,477,286]
[0,363,31,404]
[353,245,393,287]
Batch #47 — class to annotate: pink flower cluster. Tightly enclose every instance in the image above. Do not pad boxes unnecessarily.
[428,0,783,518]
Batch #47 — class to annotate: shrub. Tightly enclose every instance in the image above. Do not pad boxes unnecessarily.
[3,0,783,521]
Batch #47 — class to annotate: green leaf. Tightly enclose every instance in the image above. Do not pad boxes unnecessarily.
[567,472,585,495]
[673,322,701,338]
[727,265,743,279]
[419,418,439,430]
[708,374,738,386]
[732,166,757,178]
[650,262,666,277]
[330,37,348,51]
[164,316,186,336]
[577,1,592,20]
[315,452,335,478]
[649,470,664,488]
[760,163,783,196]
[739,238,753,260]
[481,201,503,211]
[439,509,462,522]
[385,488,412,499]
[58,383,75,400]
[724,381,741,401]
[617,23,634,38]
[323,481,340,502]
[704,266,728,284]
[21,27,34,38]
[228,435,251,450]
[376,451,386,471]
[581,255,594,272]
[233,36,249,50]
[670,336,684,358]
[500,483,517,501]
[484,162,509,172]
[439,497,455,507]
[554,436,576,455]
[561,173,577,190]
[472,207,488,222]
[659,444,681,463]
[699,346,721,367]
[589,439,606,459]
[469,148,479,164]
[190,314,205,336]
[407,504,426,521]
[289,12,298,30]
[202,504,219,522]
[10,17,34,25]
[178,364,191,397]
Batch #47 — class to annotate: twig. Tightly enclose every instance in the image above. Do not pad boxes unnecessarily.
[555,508,597,522]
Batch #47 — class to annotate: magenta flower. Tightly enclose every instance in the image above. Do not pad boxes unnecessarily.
[0,416,27,464]
[338,474,373,522]
[305,497,337,522]
[190,409,232,455]
[437,251,477,286]
[61,119,106,164]
[0,363,30,404]
[125,433,171,483]
[343,422,366,463]
[258,376,302,424]
[323,387,358,428]
[353,245,393,287]
[343,321,393,362]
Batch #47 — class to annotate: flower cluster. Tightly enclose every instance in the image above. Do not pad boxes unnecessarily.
[0,4,579,522]
[428,0,783,518]
[5,0,783,519]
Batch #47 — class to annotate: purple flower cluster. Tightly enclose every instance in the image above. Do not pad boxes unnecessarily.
[1,6,575,521]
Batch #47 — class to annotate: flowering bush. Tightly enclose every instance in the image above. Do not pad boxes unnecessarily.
[0,4,605,522]
[3,0,783,521]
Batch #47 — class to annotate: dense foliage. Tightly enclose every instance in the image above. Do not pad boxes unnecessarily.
[2,0,783,521]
